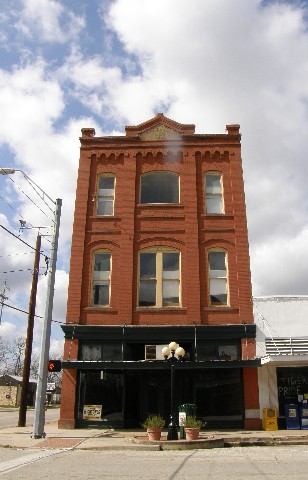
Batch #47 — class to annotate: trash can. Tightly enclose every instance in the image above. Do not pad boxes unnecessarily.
[284,404,300,430]
[178,404,197,439]
[263,408,278,431]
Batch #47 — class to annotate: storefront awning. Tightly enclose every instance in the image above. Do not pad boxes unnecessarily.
[62,359,262,370]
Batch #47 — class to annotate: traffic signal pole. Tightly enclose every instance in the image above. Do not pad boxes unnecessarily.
[32,199,62,438]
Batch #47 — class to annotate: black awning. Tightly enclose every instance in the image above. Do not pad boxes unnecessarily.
[61,324,256,341]
[62,359,261,370]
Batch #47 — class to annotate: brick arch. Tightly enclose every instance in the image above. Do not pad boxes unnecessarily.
[137,236,185,249]
[86,239,120,250]
[201,239,235,248]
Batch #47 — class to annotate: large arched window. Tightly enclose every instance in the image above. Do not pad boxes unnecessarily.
[97,174,115,216]
[140,172,179,204]
[138,248,180,307]
[208,249,228,305]
[205,172,224,214]
[92,251,112,306]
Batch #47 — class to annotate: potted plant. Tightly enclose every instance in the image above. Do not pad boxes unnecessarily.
[141,414,165,441]
[184,415,205,441]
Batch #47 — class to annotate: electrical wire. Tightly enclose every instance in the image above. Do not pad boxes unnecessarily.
[0,267,48,274]
[0,193,35,229]
[6,174,54,222]
[21,172,55,215]
[0,252,31,258]
[0,224,50,261]
[0,301,64,325]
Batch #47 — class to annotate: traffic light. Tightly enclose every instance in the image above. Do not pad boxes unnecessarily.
[48,360,62,372]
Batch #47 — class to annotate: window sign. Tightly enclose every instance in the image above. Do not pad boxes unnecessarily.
[277,368,308,416]
[83,405,102,420]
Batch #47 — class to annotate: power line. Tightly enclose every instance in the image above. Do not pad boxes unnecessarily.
[22,172,54,215]
[6,174,54,221]
[0,193,35,229]
[0,267,48,274]
[0,224,50,261]
[0,301,64,325]
[0,252,32,258]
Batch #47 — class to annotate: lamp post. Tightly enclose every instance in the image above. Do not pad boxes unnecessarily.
[162,341,185,441]
[0,168,62,437]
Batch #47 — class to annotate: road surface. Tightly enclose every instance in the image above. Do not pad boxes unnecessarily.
[0,407,59,429]
[1,445,308,479]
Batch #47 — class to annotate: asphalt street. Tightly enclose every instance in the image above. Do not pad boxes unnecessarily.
[0,407,60,429]
[1,445,308,479]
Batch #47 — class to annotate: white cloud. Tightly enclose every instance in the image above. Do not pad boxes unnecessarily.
[251,225,308,295]
[16,0,85,43]
[1,0,308,345]
[105,0,308,294]
[0,61,64,143]
[0,321,17,340]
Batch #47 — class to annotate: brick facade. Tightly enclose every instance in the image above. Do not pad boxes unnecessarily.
[60,114,260,429]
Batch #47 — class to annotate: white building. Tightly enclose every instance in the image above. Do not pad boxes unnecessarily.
[254,296,308,426]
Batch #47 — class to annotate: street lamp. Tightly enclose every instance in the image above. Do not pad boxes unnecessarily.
[0,168,62,437]
[162,341,185,440]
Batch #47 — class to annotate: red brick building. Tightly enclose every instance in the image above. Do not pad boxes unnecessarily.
[59,114,261,430]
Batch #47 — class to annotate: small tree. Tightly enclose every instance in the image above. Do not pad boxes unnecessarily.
[8,336,26,376]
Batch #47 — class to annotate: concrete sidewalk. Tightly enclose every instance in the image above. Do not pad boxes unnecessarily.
[1,421,308,451]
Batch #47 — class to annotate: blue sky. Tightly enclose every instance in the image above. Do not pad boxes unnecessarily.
[0,0,308,353]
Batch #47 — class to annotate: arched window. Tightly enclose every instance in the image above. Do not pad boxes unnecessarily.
[205,172,223,214]
[208,249,228,305]
[97,174,115,216]
[92,251,111,306]
[140,172,179,204]
[138,248,180,307]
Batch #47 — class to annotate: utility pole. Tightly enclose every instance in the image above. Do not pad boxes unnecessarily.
[33,199,62,438]
[18,234,41,427]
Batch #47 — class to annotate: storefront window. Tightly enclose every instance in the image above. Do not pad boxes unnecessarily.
[197,343,239,361]
[80,343,122,361]
[277,367,308,416]
[77,371,123,425]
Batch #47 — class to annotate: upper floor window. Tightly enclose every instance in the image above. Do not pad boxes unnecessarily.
[208,250,228,305]
[138,248,180,307]
[97,175,115,216]
[140,172,179,204]
[92,252,111,306]
[205,173,223,214]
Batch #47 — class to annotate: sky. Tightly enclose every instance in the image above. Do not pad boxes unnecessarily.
[0,0,308,353]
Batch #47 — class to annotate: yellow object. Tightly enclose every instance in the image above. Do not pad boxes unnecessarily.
[263,408,278,430]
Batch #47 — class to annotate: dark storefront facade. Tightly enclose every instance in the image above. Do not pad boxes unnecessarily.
[62,325,260,429]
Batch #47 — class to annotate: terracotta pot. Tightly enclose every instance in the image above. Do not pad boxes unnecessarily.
[184,427,200,441]
[147,428,162,441]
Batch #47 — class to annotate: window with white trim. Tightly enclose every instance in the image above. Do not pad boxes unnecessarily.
[208,250,228,305]
[92,252,111,306]
[138,249,180,307]
[205,173,223,214]
[140,172,179,204]
[97,175,115,216]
